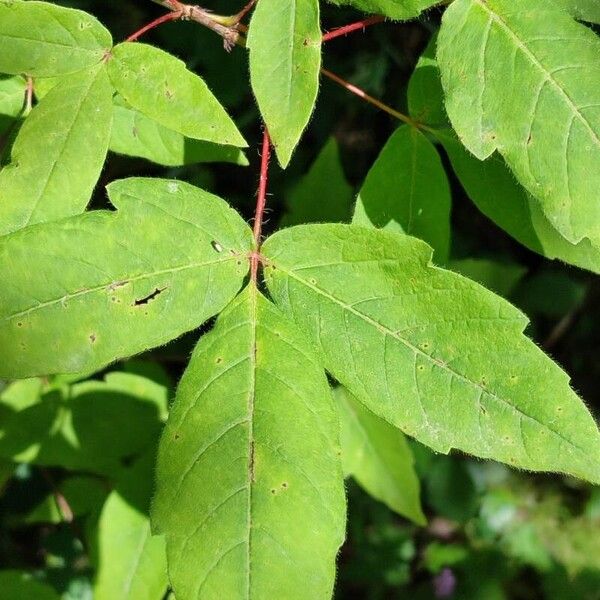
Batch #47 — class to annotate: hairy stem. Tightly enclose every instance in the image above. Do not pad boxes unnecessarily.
[322,15,385,42]
[251,128,272,283]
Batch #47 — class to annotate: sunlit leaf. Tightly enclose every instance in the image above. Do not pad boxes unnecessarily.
[263,224,600,483]
[0,0,112,77]
[0,178,252,377]
[153,285,346,599]
[247,0,321,167]
[0,65,113,235]
[438,0,600,245]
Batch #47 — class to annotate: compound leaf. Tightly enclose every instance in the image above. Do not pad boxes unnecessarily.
[0,0,112,77]
[94,453,168,600]
[110,96,248,167]
[0,178,252,378]
[107,43,246,148]
[336,386,425,524]
[354,125,451,263]
[0,64,113,236]
[153,285,346,600]
[437,0,600,246]
[326,0,440,20]
[263,224,600,483]
[247,0,321,167]
[281,137,353,226]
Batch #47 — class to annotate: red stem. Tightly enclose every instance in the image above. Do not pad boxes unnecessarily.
[322,15,385,42]
[125,11,182,43]
[321,68,417,127]
[251,128,271,282]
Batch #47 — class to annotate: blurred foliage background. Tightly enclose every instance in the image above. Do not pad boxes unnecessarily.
[1,1,599,598]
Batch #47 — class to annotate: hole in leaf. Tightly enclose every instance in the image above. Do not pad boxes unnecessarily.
[133,287,166,306]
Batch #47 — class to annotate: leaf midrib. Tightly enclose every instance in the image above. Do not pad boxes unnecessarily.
[5,255,239,322]
[277,264,587,456]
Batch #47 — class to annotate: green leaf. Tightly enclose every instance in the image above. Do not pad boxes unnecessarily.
[437,0,600,246]
[0,0,111,78]
[281,137,353,226]
[0,75,25,136]
[0,178,252,378]
[0,571,59,600]
[336,386,425,525]
[437,128,600,274]
[552,0,600,23]
[94,453,168,600]
[327,0,440,20]
[0,65,113,236]
[247,0,322,167]
[450,258,526,297]
[24,476,107,524]
[153,285,346,599]
[0,373,164,474]
[407,37,447,127]
[110,96,248,167]
[107,43,246,148]
[263,224,600,483]
[406,50,600,272]
[353,125,451,263]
